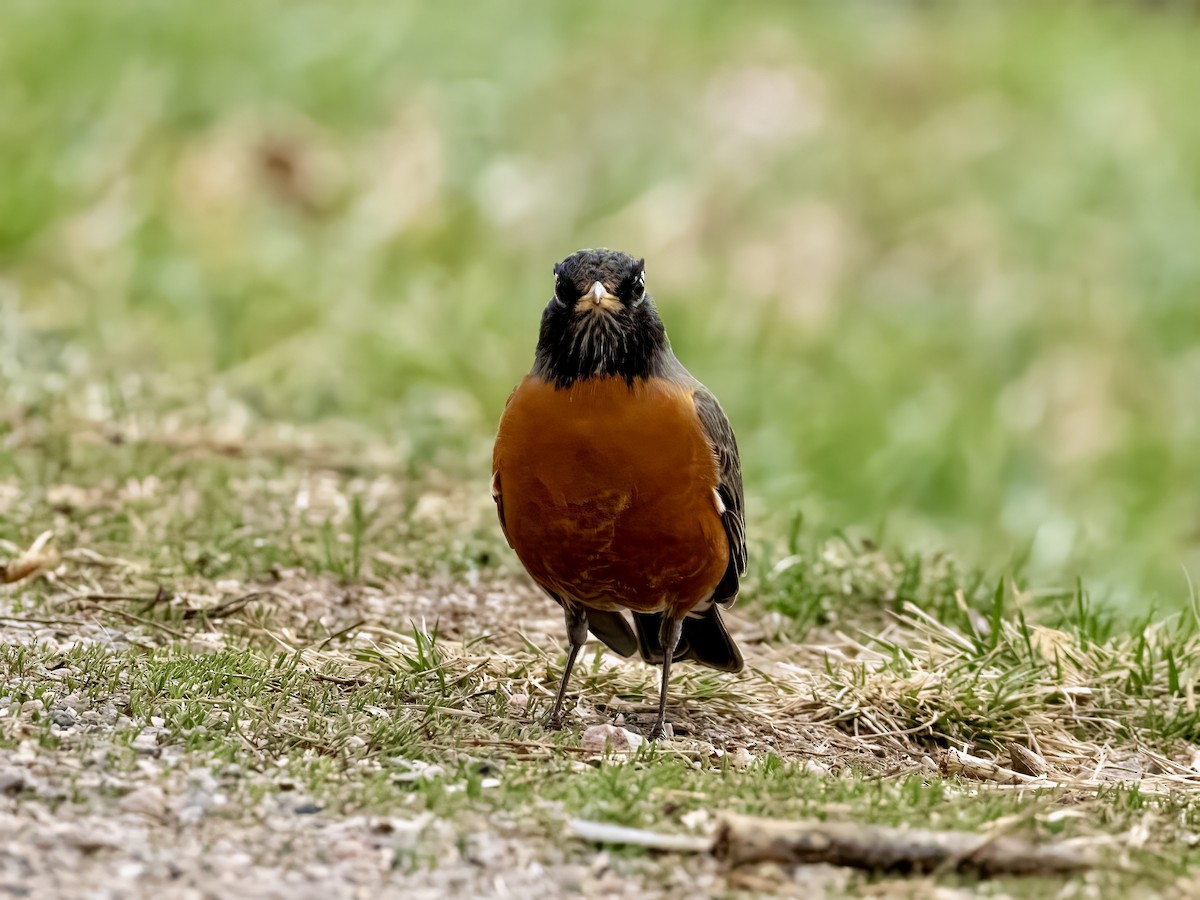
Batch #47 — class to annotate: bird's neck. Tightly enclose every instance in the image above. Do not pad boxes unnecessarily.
[532,303,672,389]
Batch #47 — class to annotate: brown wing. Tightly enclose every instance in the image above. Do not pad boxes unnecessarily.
[694,388,746,604]
[490,470,513,549]
[491,386,518,548]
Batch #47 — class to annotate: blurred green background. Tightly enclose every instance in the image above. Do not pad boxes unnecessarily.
[2,1,1199,607]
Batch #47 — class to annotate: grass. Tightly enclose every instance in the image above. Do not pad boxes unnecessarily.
[5,0,1200,895]
[5,437,1200,894]
[2,1,1200,602]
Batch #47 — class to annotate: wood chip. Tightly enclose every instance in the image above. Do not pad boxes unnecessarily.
[2,531,59,584]
[942,748,1037,785]
[1008,742,1051,777]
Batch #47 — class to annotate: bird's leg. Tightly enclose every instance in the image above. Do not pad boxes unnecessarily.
[548,603,589,730]
[650,616,683,740]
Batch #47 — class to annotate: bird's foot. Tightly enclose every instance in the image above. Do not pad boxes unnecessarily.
[648,721,674,741]
[545,713,565,731]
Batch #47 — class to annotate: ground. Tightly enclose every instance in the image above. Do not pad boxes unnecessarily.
[5,2,1200,897]
[4,423,1200,898]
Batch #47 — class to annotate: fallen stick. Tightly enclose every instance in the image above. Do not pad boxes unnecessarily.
[568,819,712,853]
[570,813,1104,877]
[713,814,1102,876]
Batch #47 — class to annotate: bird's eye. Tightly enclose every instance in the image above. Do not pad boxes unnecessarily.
[553,268,570,305]
[555,276,573,300]
[630,271,646,306]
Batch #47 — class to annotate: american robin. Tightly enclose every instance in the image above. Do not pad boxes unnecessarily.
[492,248,746,739]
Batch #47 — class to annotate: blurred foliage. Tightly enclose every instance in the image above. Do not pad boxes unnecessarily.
[2,0,1199,605]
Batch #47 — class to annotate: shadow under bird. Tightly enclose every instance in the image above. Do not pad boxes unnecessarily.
[491,248,747,739]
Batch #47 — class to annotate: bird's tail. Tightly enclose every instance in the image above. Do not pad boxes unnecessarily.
[634,607,743,673]
[585,609,638,658]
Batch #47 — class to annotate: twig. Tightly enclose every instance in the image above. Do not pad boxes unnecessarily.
[0,614,89,628]
[72,592,162,604]
[61,548,143,570]
[180,590,271,620]
[467,738,595,755]
[81,606,190,640]
[569,820,711,853]
[316,618,368,650]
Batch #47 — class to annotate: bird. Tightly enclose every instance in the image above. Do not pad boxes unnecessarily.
[491,248,746,739]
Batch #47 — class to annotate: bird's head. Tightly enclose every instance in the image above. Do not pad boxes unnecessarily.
[534,248,669,388]
[553,248,647,317]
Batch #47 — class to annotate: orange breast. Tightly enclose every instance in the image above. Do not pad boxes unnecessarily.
[493,375,729,616]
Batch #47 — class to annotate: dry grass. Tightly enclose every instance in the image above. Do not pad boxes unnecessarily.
[4,433,1200,896]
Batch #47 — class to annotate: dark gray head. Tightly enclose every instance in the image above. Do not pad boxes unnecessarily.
[533,248,670,388]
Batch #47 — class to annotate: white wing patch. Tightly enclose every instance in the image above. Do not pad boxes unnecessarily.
[490,472,501,502]
[712,487,726,515]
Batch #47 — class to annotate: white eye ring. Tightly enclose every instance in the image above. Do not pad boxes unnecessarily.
[632,271,646,305]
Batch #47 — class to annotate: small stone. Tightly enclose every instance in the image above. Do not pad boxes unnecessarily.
[177,804,206,826]
[187,768,219,792]
[50,709,76,728]
[119,785,166,819]
[116,862,145,880]
[0,770,26,796]
[132,729,160,754]
[369,818,396,835]
[65,829,120,854]
[294,803,323,815]
[548,864,588,892]
[731,747,755,769]
[804,758,830,777]
[508,693,529,711]
[581,724,644,754]
[34,781,67,801]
